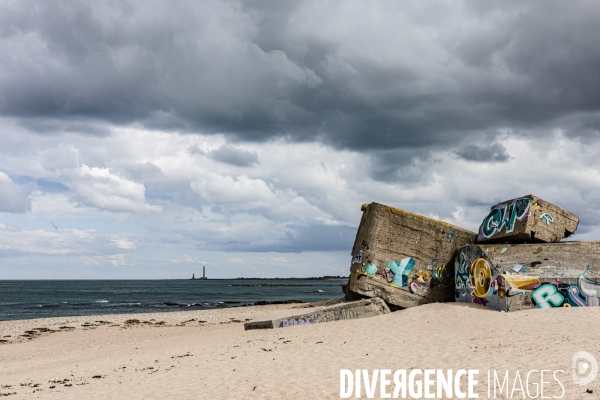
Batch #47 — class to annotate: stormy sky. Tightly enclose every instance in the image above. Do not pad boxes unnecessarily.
[1,0,600,278]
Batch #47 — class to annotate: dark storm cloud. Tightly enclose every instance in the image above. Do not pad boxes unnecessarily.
[365,148,435,183]
[2,0,600,151]
[207,145,259,167]
[573,187,600,235]
[17,119,111,137]
[455,143,510,163]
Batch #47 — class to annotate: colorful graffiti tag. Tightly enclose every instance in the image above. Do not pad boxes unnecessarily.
[351,250,363,265]
[531,271,600,308]
[455,246,485,302]
[531,284,564,308]
[539,213,554,226]
[456,247,600,310]
[459,257,511,307]
[282,316,311,327]
[354,255,439,296]
[385,258,416,286]
[478,197,531,240]
[455,246,544,308]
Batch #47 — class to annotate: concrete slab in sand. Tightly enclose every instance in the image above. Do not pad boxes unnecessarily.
[476,194,579,244]
[243,298,390,330]
[346,202,477,308]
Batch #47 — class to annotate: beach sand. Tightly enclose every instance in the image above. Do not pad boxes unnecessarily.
[1,302,600,399]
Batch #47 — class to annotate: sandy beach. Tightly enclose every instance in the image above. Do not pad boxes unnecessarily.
[2,302,600,399]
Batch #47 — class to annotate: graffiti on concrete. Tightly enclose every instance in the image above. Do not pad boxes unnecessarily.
[282,316,311,327]
[386,258,416,287]
[409,269,432,295]
[455,246,544,308]
[539,213,554,226]
[503,275,540,292]
[365,263,378,275]
[455,246,485,302]
[456,247,600,310]
[573,274,600,306]
[531,283,565,308]
[534,271,600,308]
[478,197,531,240]
[426,258,440,270]
[470,258,493,299]
[351,250,363,265]
[355,256,441,296]
[427,258,450,286]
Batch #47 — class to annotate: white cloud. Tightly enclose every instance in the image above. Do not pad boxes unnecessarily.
[109,253,127,267]
[64,164,162,213]
[171,254,205,264]
[189,171,330,224]
[0,224,96,255]
[113,239,136,250]
[2,127,600,277]
[78,253,129,267]
[0,171,33,213]
[190,173,277,210]
[229,257,244,263]
[39,143,81,172]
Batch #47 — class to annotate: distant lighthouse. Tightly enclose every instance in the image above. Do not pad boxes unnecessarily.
[200,266,208,280]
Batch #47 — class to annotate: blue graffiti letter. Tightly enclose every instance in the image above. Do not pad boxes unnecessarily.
[387,257,415,287]
[540,213,554,226]
[481,209,502,238]
[497,203,517,233]
[532,284,564,308]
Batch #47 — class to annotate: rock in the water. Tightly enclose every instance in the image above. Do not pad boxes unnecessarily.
[243,298,390,330]
[455,241,600,311]
[346,202,477,308]
[477,194,579,244]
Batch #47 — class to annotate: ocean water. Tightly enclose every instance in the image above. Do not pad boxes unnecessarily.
[0,279,345,321]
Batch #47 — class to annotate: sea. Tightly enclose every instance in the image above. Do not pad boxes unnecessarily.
[0,279,345,321]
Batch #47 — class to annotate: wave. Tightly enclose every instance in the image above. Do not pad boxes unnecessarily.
[0,280,341,321]
[104,302,142,307]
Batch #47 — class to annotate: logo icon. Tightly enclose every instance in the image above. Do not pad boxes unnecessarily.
[572,351,598,385]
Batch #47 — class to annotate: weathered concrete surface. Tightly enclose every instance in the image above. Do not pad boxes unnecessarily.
[243,298,390,330]
[455,241,600,311]
[293,297,347,309]
[346,202,477,308]
[477,194,579,244]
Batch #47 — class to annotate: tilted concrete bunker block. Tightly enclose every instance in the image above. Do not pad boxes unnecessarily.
[243,298,390,330]
[455,241,600,312]
[346,202,477,308]
[477,194,579,244]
